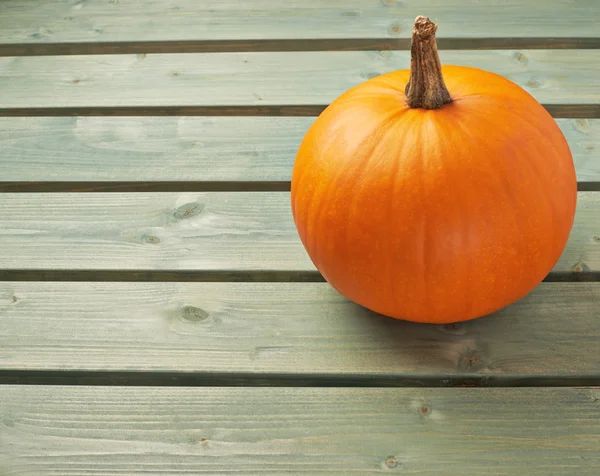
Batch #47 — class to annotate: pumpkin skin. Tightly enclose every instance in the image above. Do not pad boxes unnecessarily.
[291,62,577,324]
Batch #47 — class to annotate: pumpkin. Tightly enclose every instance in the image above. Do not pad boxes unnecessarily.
[290,16,577,324]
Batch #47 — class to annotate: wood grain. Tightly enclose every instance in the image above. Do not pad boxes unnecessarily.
[0,51,598,109]
[1,281,600,378]
[0,192,598,274]
[1,386,599,475]
[0,117,598,185]
[1,0,598,45]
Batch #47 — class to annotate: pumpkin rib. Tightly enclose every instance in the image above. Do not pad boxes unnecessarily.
[504,118,559,272]
[432,111,475,318]
[426,109,512,320]
[453,103,553,311]
[492,99,575,269]
[413,113,429,316]
[338,106,417,314]
[297,105,360,263]
[440,65,537,103]
[337,105,411,297]
[386,114,414,315]
[298,101,411,286]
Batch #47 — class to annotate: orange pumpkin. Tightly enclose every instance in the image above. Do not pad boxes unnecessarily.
[290,16,577,324]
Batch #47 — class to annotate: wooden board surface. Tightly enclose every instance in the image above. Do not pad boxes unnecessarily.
[1,281,600,379]
[1,50,599,110]
[1,386,599,475]
[0,192,597,274]
[0,117,598,185]
[1,0,597,46]
[1,2,599,474]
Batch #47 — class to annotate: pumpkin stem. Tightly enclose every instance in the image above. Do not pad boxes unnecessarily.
[405,16,452,110]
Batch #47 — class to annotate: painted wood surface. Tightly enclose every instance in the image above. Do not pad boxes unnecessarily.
[1,50,599,109]
[0,117,598,184]
[1,281,599,377]
[1,386,599,475]
[0,1,598,473]
[0,192,597,273]
[0,0,597,46]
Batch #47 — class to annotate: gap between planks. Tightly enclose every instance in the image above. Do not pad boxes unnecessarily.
[2,370,600,388]
[1,182,599,193]
[0,105,598,118]
[0,270,598,283]
[0,181,292,193]
[2,37,600,57]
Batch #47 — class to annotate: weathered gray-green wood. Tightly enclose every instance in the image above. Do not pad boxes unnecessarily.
[1,281,600,377]
[0,117,598,184]
[1,0,597,45]
[0,192,597,273]
[1,386,599,475]
[0,51,598,109]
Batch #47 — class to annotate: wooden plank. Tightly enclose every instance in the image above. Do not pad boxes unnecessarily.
[1,386,599,475]
[1,0,598,46]
[1,281,600,379]
[0,117,599,186]
[0,51,599,110]
[0,192,598,274]
[0,117,310,184]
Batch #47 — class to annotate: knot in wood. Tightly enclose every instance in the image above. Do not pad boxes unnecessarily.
[389,23,402,35]
[173,202,204,220]
[144,235,160,244]
[512,52,528,65]
[457,349,486,372]
[572,261,590,273]
[385,456,399,469]
[181,306,209,322]
[439,322,466,335]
